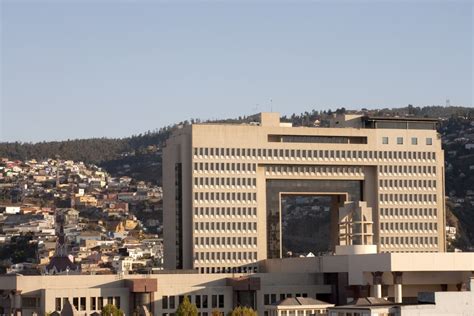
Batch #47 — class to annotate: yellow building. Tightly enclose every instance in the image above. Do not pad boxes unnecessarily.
[74,195,98,207]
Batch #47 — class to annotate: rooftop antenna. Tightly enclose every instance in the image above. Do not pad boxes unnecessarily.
[270,99,273,112]
[254,104,259,113]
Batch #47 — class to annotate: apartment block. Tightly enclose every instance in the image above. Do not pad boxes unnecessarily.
[163,113,445,272]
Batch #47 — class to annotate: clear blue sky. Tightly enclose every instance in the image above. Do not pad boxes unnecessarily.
[1,1,472,142]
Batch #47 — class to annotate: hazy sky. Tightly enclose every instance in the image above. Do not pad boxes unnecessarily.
[1,1,473,142]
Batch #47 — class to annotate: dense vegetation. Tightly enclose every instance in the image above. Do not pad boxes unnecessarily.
[0,234,37,265]
[228,306,258,316]
[176,296,198,316]
[0,127,174,164]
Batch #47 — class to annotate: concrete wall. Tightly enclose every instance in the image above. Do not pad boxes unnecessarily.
[0,272,332,316]
[400,289,474,315]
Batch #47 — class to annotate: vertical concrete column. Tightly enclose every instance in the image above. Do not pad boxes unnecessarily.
[372,284,382,299]
[456,282,467,291]
[392,272,403,303]
[371,271,383,298]
[331,196,341,251]
[9,290,22,314]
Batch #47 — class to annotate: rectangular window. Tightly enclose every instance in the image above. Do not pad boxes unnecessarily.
[426,138,433,145]
[219,294,224,308]
[270,294,276,303]
[382,137,389,144]
[55,298,62,311]
[397,137,403,145]
[411,137,418,145]
[163,296,169,309]
[80,297,86,311]
[73,297,79,310]
[212,295,218,308]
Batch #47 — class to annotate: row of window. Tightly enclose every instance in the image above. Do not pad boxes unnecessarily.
[198,266,258,274]
[380,236,438,246]
[21,297,39,308]
[329,311,376,316]
[163,313,209,316]
[266,165,363,175]
[264,293,309,305]
[379,193,437,203]
[380,221,438,232]
[194,162,256,172]
[55,296,120,311]
[379,165,436,175]
[195,251,258,261]
[379,179,436,189]
[194,177,257,187]
[382,136,433,145]
[380,207,438,217]
[194,221,257,232]
[162,294,225,310]
[194,147,435,160]
[266,309,327,316]
[195,236,257,247]
[194,192,257,203]
[194,165,439,180]
[194,207,257,217]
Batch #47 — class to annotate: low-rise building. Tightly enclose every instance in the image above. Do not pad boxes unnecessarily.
[267,297,334,316]
[1,253,474,316]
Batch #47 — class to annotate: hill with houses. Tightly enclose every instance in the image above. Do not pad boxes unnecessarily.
[1,105,473,249]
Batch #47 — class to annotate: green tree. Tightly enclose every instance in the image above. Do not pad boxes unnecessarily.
[212,310,223,316]
[228,306,258,316]
[101,304,124,316]
[176,296,198,316]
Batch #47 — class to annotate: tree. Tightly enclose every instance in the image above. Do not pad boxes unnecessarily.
[101,304,124,316]
[176,295,198,316]
[335,107,346,115]
[228,306,258,316]
[212,310,223,316]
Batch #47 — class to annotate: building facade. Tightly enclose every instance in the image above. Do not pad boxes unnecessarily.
[2,253,474,316]
[163,113,446,272]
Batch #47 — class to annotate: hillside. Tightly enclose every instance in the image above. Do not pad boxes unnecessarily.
[1,105,473,248]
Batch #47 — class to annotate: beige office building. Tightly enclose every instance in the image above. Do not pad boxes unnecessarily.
[163,113,445,272]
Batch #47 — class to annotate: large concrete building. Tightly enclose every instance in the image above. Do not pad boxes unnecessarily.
[163,113,445,272]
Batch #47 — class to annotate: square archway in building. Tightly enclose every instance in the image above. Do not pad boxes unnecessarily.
[266,179,363,259]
